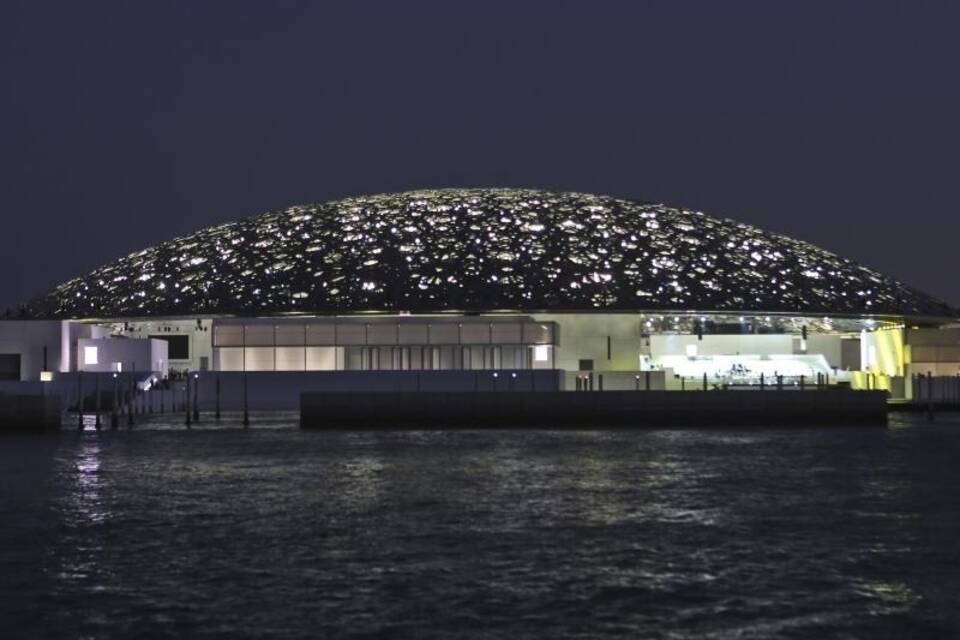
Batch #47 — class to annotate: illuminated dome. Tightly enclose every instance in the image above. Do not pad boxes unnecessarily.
[26,188,954,319]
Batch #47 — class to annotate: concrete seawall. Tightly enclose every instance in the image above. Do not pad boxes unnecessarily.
[0,393,62,432]
[301,389,889,428]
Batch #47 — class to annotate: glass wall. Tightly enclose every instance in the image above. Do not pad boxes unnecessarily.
[211,318,555,372]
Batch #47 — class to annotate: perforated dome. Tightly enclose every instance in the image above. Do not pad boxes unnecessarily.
[26,188,955,319]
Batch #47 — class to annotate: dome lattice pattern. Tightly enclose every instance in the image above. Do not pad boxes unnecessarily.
[27,188,954,319]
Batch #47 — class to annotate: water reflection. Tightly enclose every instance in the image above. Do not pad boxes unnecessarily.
[2,417,957,638]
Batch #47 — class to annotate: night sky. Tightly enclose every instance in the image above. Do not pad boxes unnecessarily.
[2,1,958,311]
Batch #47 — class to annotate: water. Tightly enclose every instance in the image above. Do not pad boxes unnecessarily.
[2,414,960,639]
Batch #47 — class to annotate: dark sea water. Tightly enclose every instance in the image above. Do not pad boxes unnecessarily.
[2,413,960,639]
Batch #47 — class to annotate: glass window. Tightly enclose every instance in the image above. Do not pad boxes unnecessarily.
[367,324,398,345]
[336,325,366,345]
[491,323,522,345]
[306,324,336,346]
[243,325,274,347]
[460,323,491,344]
[275,347,305,371]
[429,324,459,344]
[398,324,428,345]
[275,324,306,346]
[213,325,243,347]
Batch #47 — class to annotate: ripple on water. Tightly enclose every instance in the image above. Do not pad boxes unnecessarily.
[0,414,959,638]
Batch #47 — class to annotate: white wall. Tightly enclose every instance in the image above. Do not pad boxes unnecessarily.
[107,319,213,372]
[0,320,71,381]
[803,334,844,369]
[651,334,793,358]
[532,313,642,371]
[76,337,168,373]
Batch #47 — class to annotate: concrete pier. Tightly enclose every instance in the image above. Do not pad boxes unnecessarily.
[0,393,62,432]
[301,389,889,429]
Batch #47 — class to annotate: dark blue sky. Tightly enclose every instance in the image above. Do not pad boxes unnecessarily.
[2,1,958,309]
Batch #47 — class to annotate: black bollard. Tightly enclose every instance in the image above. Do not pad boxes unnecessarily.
[645,370,651,391]
[800,375,805,391]
[215,374,221,421]
[598,374,603,392]
[760,372,765,391]
[927,371,934,422]
[702,372,708,391]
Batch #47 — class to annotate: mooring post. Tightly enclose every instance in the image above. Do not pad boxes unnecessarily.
[777,375,783,391]
[702,372,708,391]
[185,371,192,427]
[95,374,102,430]
[242,371,250,427]
[927,371,934,422]
[645,370,651,391]
[215,374,221,421]
[76,371,84,430]
[111,374,119,429]
[128,373,135,427]
[598,373,603,391]
[760,372,765,391]
[192,373,200,422]
[800,374,805,391]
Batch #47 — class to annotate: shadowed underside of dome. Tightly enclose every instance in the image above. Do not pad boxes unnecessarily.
[24,188,956,320]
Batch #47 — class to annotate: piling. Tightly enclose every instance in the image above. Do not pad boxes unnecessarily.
[111,375,119,429]
[185,372,192,428]
[77,372,83,430]
[95,375,102,430]
[243,372,250,427]
[192,374,200,422]
[127,373,135,427]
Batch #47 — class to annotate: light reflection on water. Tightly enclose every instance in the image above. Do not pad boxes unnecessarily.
[0,413,959,638]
